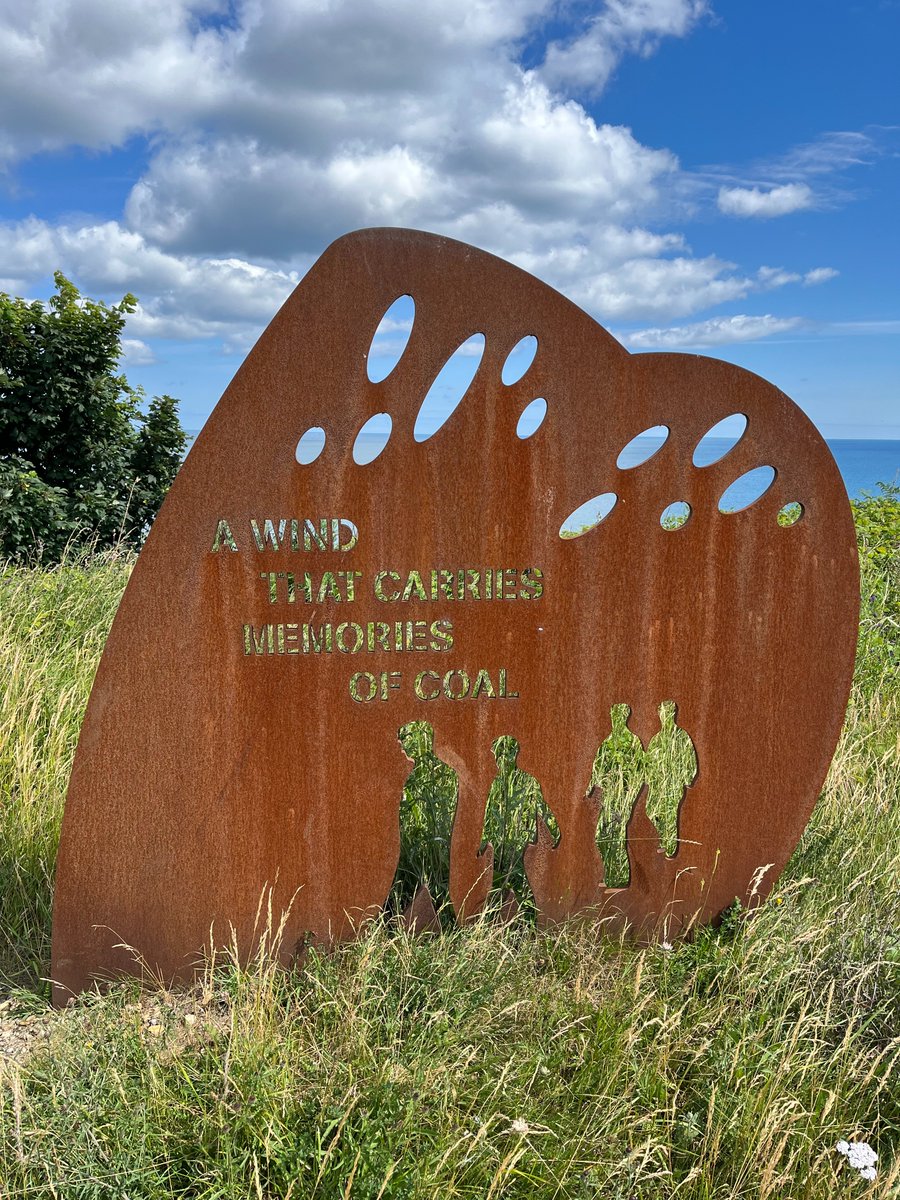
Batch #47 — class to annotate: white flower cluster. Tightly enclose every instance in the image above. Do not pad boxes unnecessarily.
[837,1140,878,1181]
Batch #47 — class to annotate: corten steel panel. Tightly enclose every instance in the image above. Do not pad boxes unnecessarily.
[51,228,859,1000]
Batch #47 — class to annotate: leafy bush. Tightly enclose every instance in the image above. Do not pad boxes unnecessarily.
[0,273,186,561]
[853,483,900,689]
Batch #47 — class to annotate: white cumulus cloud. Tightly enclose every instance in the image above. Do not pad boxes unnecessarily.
[756,264,838,289]
[0,217,301,344]
[803,266,839,286]
[717,182,814,218]
[622,314,805,349]
[121,338,157,366]
[541,0,710,94]
[0,0,857,351]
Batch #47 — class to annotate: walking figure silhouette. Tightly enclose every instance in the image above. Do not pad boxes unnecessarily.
[645,701,698,857]
[588,704,645,888]
[391,720,458,918]
[481,734,558,911]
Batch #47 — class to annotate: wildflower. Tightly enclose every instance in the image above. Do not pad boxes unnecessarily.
[847,1142,877,1171]
[660,941,674,952]
[836,1139,877,1180]
[510,1118,530,1135]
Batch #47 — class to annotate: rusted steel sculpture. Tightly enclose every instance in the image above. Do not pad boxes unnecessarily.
[51,228,859,1000]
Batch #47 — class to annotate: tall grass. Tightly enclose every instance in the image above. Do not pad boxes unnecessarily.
[0,491,896,1198]
[0,551,130,983]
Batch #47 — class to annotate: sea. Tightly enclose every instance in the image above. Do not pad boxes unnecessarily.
[826,440,900,500]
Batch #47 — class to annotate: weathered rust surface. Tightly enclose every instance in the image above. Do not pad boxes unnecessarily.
[51,227,859,1000]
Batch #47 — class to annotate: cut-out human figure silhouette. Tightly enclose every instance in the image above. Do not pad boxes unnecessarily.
[587,703,645,888]
[391,720,458,919]
[481,734,559,911]
[644,701,698,857]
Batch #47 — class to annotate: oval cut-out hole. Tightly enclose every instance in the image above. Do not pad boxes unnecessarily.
[661,501,691,529]
[517,397,547,439]
[353,413,392,465]
[559,493,617,539]
[693,413,748,467]
[414,333,485,442]
[367,294,414,384]
[777,502,804,527]
[501,335,538,386]
[718,465,776,512]
[617,425,669,469]
[295,426,325,465]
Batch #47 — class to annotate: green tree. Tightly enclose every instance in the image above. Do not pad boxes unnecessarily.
[0,272,187,560]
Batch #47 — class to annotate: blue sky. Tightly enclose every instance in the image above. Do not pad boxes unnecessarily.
[0,0,897,438]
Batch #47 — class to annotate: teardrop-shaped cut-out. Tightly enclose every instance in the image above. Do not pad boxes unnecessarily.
[661,501,691,529]
[366,294,415,384]
[501,335,538,386]
[516,397,547,439]
[718,465,776,512]
[777,502,804,527]
[559,493,618,539]
[693,413,748,467]
[295,426,326,465]
[353,413,392,465]
[414,333,486,442]
[617,425,669,469]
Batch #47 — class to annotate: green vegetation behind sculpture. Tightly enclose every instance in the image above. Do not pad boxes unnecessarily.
[589,702,698,888]
[645,701,698,857]
[588,704,645,888]
[0,273,187,561]
[481,735,559,908]
[391,711,697,912]
[392,721,458,914]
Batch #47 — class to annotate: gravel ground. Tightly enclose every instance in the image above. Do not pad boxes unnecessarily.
[0,986,232,1075]
[0,998,56,1067]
